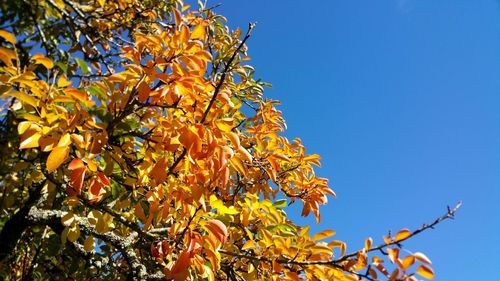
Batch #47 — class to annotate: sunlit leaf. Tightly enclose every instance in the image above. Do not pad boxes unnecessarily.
[416,265,435,279]
[46,145,70,173]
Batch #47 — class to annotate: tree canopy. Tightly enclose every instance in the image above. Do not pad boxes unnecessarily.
[0,0,459,280]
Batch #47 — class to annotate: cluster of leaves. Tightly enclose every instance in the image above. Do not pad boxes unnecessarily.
[0,1,454,280]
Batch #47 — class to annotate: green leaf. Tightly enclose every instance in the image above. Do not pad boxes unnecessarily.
[273,199,287,209]
[75,58,91,74]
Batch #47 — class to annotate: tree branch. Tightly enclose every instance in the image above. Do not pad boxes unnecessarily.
[200,23,255,123]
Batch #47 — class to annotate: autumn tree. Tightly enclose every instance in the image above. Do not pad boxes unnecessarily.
[0,1,459,280]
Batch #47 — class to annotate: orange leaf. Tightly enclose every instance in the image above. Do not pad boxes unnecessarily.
[204,219,228,244]
[416,265,435,279]
[68,158,85,170]
[312,229,336,241]
[170,249,192,276]
[401,255,415,270]
[395,228,411,241]
[46,146,69,173]
[364,237,373,251]
[0,29,16,45]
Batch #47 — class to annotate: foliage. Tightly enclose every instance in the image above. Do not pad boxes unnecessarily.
[0,0,458,280]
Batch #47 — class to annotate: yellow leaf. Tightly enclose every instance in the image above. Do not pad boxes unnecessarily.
[8,90,37,107]
[57,133,71,147]
[46,145,69,173]
[0,29,16,45]
[312,229,336,241]
[97,0,105,7]
[17,121,31,135]
[191,23,206,40]
[57,74,72,87]
[395,228,412,241]
[414,252,432,264]
[416,265,435,279]
[241,240,255,250]
[84,236,94,252]
[19,127,41,149]
[229,157,246,177]
[32,53,54,69]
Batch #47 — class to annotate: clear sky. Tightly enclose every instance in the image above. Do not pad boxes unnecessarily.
[204,0,500,280]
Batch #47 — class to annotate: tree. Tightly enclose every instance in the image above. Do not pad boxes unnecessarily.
[0,1,460,280]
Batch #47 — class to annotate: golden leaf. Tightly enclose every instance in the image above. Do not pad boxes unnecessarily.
[401,255,415,270]
[32,53,54,69]
[387,248,399,264]
[61,212,75,226]
[312,229,336,241]
[395,228,412,241]
[364,237,373,251]
[57,74,72,87]
[19,127,42,149]
[46,146,70,173]
[8,91,38,107]
[416,265,435,279]
[84,236,94,252]
[191,23,206,40]
[0,29,16,45]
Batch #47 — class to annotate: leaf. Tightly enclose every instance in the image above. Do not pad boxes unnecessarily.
[8,91,37,107]
[273,199,287,209]
[312,229,336,241]
[401,255,415,270]
[61,212,75,226]
[416,265,435,279]
[395,228,412,241]
[32,53,54,69]
[0,29,16,45]
[170,249,191,276]
[68,167,85,196]
[204,219,228,244]
[97,172,110,186]
[364,237,373,251]
[387,248,399,264]
[17,121,31,135]
[191,23,206,40]
[210,195,239,215]
[414,252,432,264]
[67,225,80,242]
[46,146,70,173]
[84,236,94,252]
[75,57,91,74]
[68,158,85,170]
[57,74,72,87]
[57,133,71,147]
[241,240,255,250]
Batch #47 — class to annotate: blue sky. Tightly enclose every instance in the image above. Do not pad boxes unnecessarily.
[209,0,500,280]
